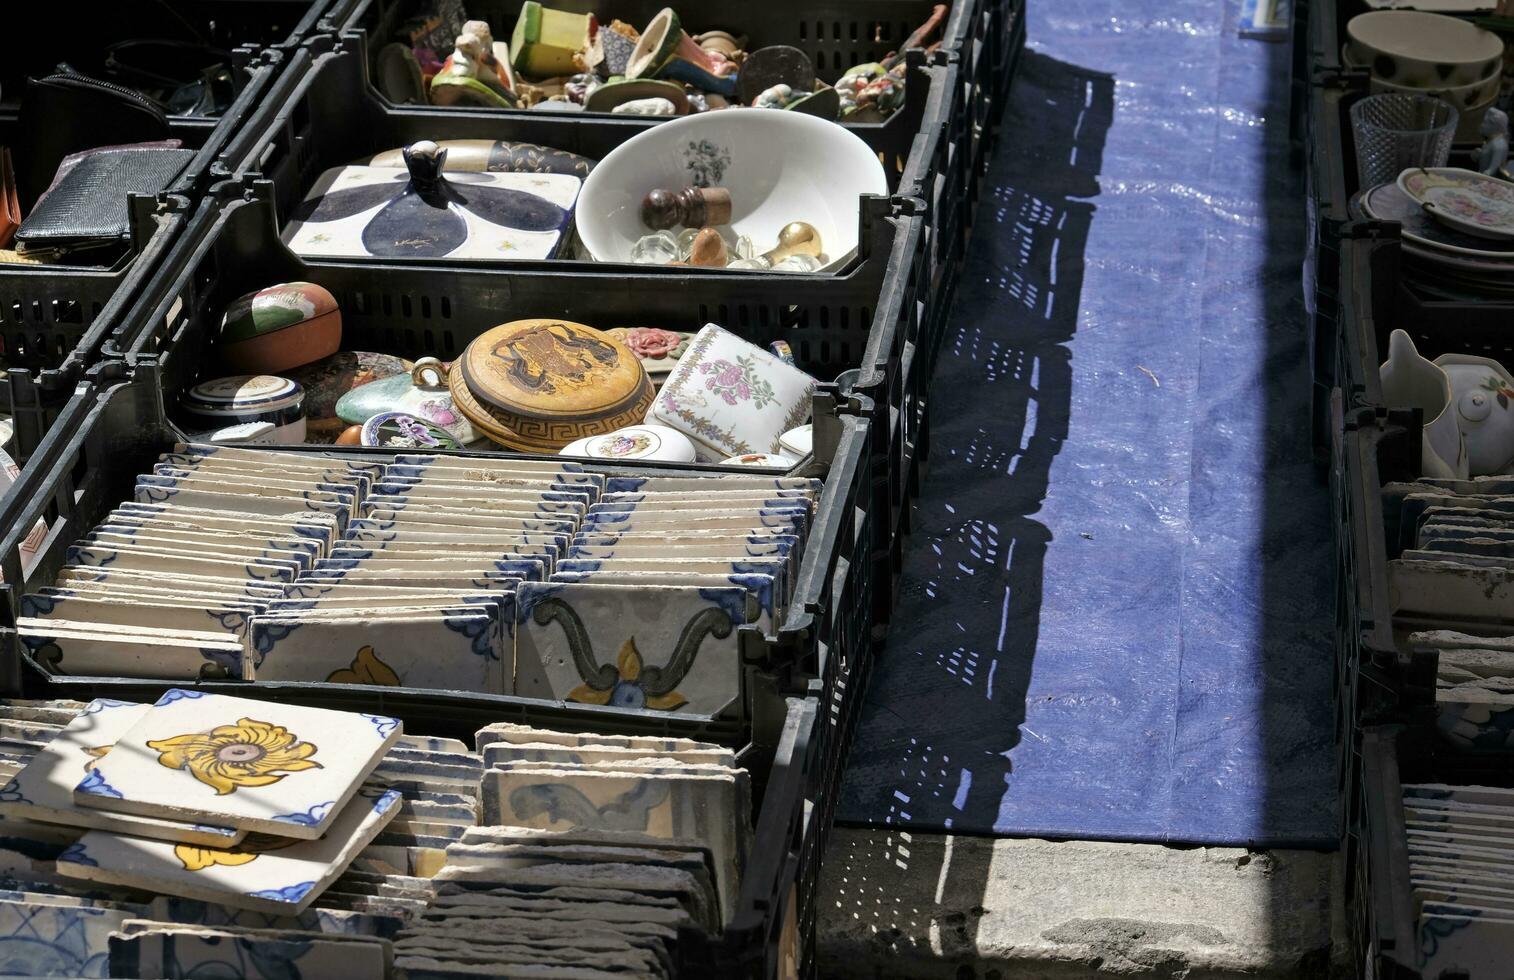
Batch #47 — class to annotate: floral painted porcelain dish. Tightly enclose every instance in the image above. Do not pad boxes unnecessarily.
[1399,168,1514,240]
[560,423,698,462]
[575,111,887,273]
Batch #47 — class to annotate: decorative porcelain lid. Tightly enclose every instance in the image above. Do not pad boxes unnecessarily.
[220,282,339,344]
[182,375,304,415]
[561,424,697,462]
[452,319,654,452]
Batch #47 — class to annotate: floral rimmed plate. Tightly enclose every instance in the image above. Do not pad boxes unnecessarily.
[1399,168,1514,240]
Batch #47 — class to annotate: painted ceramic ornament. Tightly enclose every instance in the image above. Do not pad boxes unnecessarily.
[510,1,594,77]
[361,139,594,179]
[217,282,341,375]
[282,141,581,262]
[604,327,692,377]
[179,376,306,443]
[1379,329,1468,479]
[560,424,698,462]
[1401,167,1514,240]
[1434,352,1514,474]
[336,358,475,444]
[626,8,737,97]
[1479,107,1510,178]
[286,351,411,440]
[360,411,463,450]
[595,19,642,77]
[450,319,655,453]
[650,323,817,461]
[461,19,515,92]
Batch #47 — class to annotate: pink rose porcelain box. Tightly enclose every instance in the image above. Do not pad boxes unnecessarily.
[648,324,816,461]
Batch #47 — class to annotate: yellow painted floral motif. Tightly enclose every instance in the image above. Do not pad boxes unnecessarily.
[568,638,688,711]
[325,646,401,686]
[81,746,110,772]
[174,835,297,872]
[148,718,321,796]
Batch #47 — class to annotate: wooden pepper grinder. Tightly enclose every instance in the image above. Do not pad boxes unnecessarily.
[641,186,733,230]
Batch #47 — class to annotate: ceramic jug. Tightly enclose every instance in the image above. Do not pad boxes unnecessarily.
[1379,329,1468,479]
[1435,352,1514,475]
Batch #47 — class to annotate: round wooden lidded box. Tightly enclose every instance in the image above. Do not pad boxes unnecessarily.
[451,319,655,452]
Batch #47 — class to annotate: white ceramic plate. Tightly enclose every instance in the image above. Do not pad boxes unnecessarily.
[1363,181,1514,258]
[576,111,888,274]
[1400,168,1514,240]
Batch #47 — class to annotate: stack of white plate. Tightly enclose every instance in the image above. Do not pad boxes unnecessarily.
[1345,10,1505,141]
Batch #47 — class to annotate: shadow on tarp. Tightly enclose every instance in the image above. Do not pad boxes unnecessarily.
[822,19,1337,970]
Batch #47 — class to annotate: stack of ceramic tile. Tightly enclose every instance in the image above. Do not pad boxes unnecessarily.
[1400,782,1514,977]
[18,443,818,716]
[1407,631,1514,752]
[390,721,749,978]
[1384,475,1514,630]
[0,695,488,977]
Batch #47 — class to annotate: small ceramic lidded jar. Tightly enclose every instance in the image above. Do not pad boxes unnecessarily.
[335,357,476,445]
[180,375,307,443]
[451,319,655,453]
[560,423,697,462]
[217,282,341,375]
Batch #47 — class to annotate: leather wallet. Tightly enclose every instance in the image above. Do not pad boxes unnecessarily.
[14,147,193,254]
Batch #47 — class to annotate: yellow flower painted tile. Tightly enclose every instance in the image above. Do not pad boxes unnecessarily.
[72,691,401,839]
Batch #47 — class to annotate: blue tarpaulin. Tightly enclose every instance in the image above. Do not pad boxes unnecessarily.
[836,0,1337,845]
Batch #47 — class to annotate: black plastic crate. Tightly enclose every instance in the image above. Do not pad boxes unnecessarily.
[323,0,951,175]
[1349,725,1514,980]
[0,365,871,735]
[1331,398,1438,841]
[0,42,291,463]
[217,30,930,233]
[1340,227,1514,418]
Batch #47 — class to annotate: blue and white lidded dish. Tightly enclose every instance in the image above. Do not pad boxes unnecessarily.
[180,375,307,443]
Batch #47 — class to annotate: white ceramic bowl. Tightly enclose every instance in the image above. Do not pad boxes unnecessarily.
[576,111,888,274]
[1347,44,1502,113]
[1346,11,1503,89]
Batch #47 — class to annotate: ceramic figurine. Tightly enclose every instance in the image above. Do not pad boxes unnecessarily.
[1379,329,1468,478]
[1435,351,1514,474]
[641,185,732,230]
[695,31,745,60]
[583,18,641,78]
[613,97,677,115]
[688,227,728,267]
[336,357,476,444]
[753,84,792,109]
[1479,107,1510,177]
[217,282,341,376]
[283,141,580,262]
[626,8,738,97]
[510,1,595,77]
[429,34,516,108]
[461,19,515,92]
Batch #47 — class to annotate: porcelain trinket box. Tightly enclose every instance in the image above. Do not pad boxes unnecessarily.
[217,282,341,375]
[180,375,307,443]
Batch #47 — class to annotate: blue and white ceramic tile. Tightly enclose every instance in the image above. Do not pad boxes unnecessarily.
[73,691,400,838]
[0,699,244,846]
[108,922,392,980]
[514,583,748,715]
[248,608,506,692]
[59,784,401,915]
[0,897,131,978]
